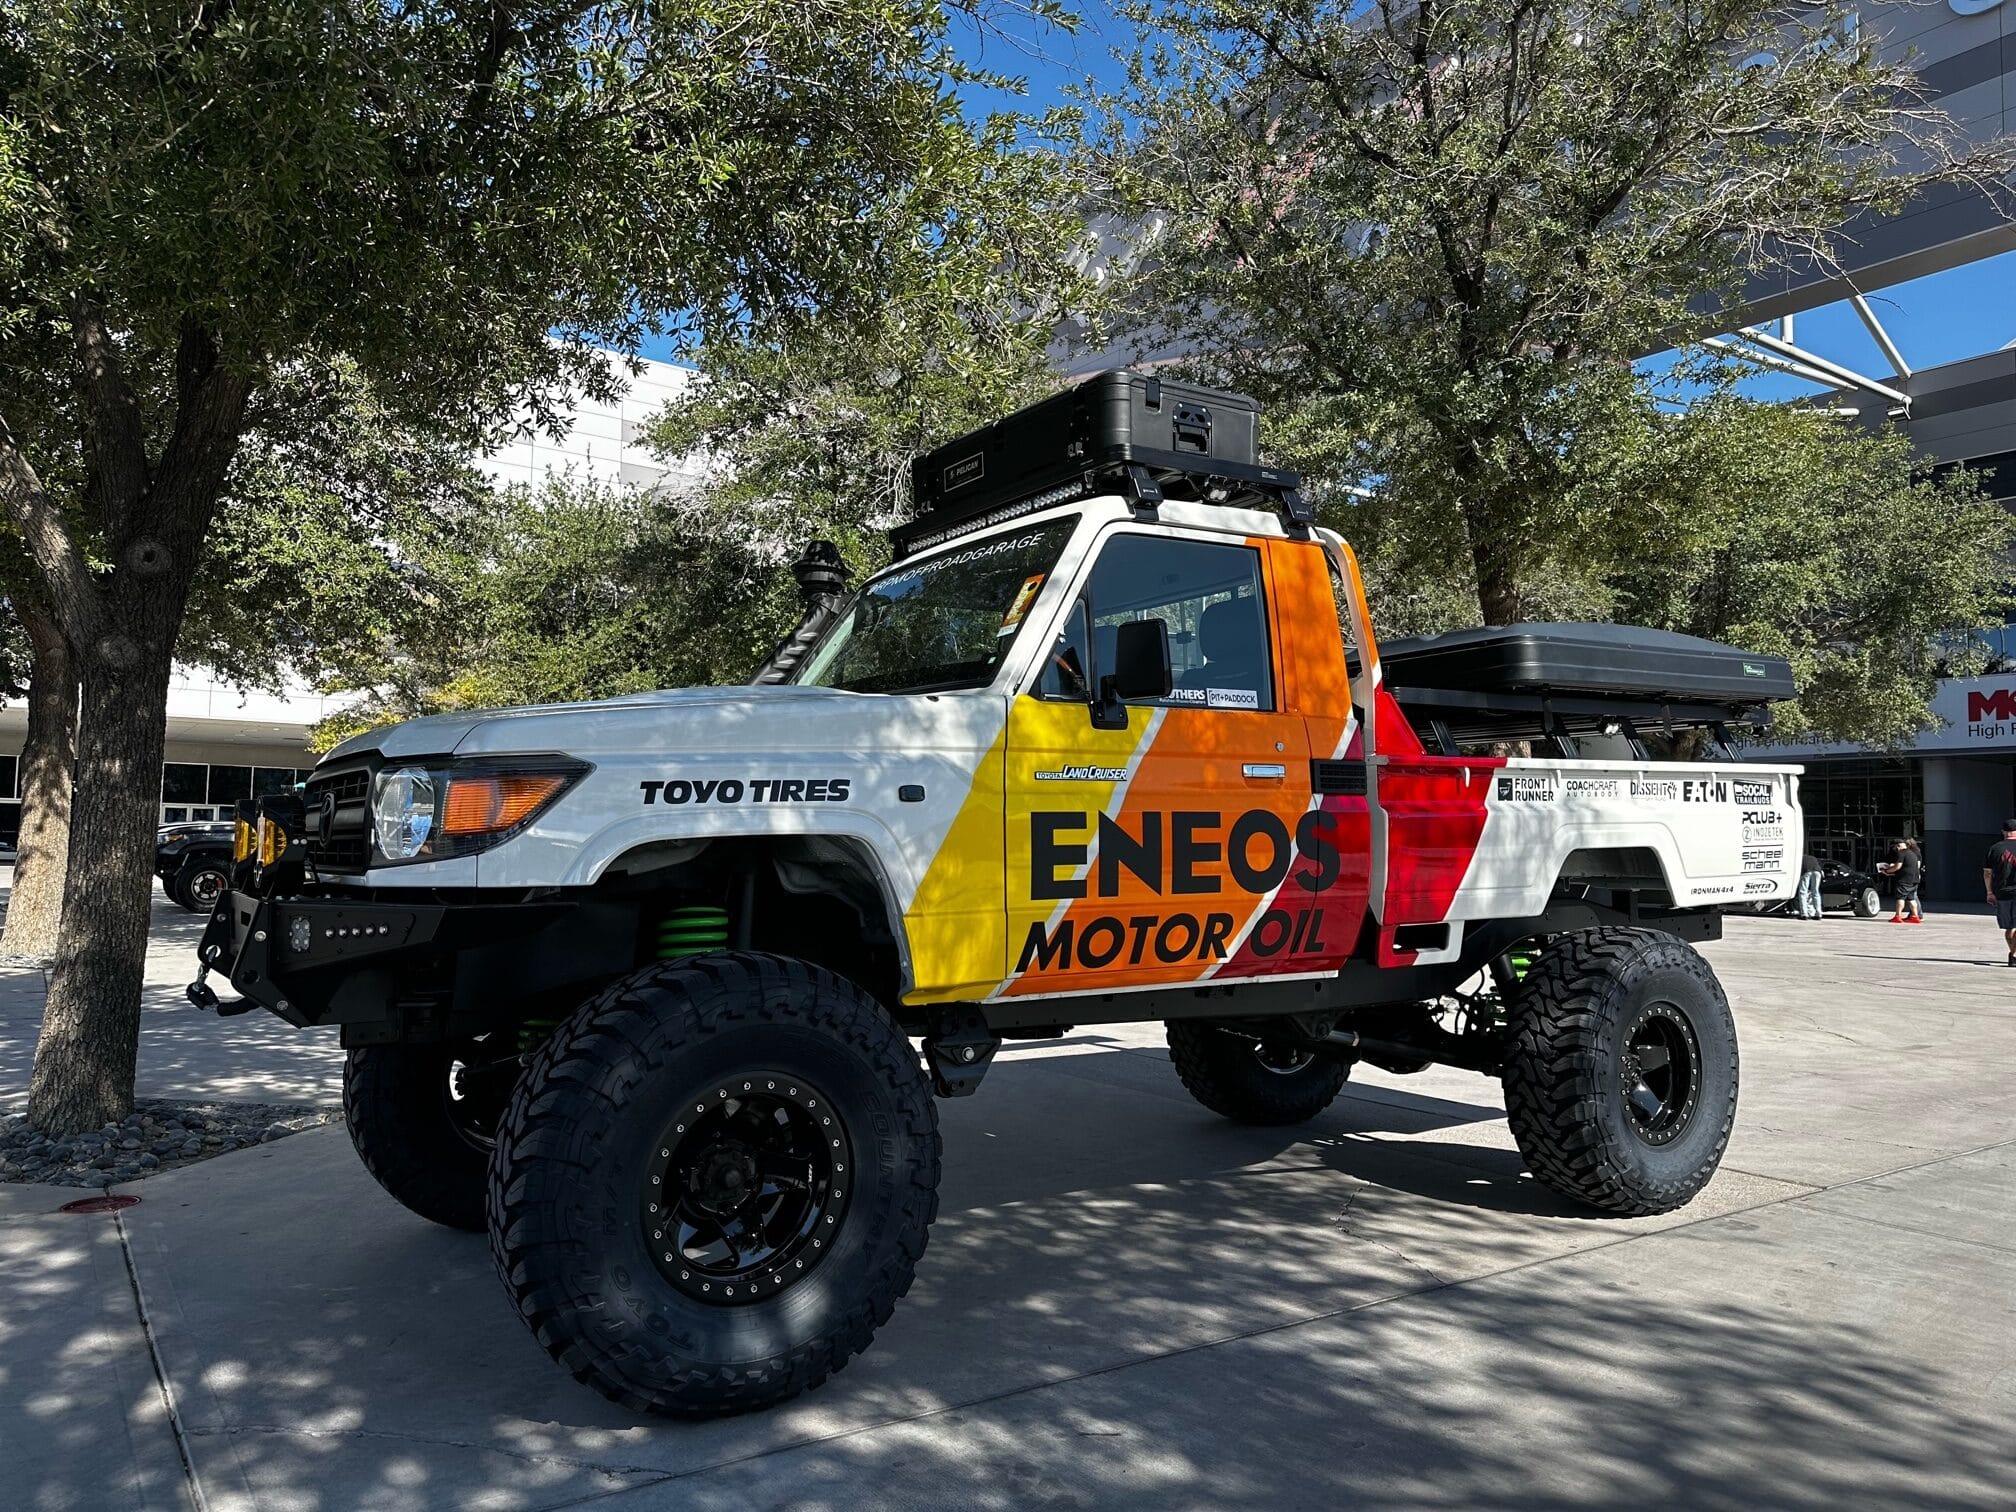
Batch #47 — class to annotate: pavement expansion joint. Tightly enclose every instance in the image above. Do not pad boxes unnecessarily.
[115,1206,211,1512]
[185,1424,672,1481]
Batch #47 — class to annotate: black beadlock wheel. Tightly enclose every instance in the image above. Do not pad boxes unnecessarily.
[487,952,940,1417]
[1165,1021,1351,1126]
[1501,928,1739,1216]
[344,1042,506,1232]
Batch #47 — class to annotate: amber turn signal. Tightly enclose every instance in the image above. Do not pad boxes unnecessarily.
[440,773,572,836]
[233,819,254,863]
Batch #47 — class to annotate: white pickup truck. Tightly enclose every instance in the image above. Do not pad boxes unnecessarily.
[192,375,1800,1417]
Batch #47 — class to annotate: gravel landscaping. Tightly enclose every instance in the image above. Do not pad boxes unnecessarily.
[0,1098,338,1187]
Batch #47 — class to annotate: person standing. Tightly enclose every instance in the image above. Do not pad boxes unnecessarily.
[1797,851,1825,920]
[1880,839,1924,924]
[1982,821,2016,966]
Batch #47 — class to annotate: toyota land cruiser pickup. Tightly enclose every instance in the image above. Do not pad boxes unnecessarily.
[191,375,1800,1416]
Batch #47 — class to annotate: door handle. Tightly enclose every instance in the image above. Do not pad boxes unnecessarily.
[1242,763,1287,780]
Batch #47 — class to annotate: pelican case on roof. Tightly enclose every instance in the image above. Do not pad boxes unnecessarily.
[1379,623,1796,706]
[899,371,1294,554]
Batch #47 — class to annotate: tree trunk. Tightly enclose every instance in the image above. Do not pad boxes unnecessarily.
[1,610,78,961]
[25,647,174,1133]
[1465,499,1524,626]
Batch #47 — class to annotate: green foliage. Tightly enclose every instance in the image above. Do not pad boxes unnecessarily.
[1102,0,1998,613]
[1608,397,2013,749]
[306,472,802,750]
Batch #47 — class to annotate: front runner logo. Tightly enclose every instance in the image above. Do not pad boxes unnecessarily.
[1496,774,1556,802]
[1034,765,1128,782]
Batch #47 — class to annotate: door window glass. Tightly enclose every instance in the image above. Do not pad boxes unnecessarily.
[1073,534,1273,711]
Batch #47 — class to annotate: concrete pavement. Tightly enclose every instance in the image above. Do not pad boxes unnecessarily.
[5,907,2016,1510]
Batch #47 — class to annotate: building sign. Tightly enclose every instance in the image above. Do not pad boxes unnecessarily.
[1765,674,2016,760]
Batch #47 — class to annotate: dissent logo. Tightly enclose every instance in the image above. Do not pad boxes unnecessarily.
[639,777,852,805]
[1631,779,1679,800]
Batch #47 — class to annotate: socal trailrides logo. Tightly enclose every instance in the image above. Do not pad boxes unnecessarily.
[1035,765,1129,782]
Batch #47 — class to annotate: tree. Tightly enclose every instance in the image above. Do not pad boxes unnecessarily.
[0,0,1067,1132]
[1101,0,2008,622]
[1609,394,2013,748]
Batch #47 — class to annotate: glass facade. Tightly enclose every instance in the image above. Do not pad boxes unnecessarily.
[159,762,308,824]
[1796,759,1923,874]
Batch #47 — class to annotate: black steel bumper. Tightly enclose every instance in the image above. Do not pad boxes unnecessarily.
[192,890,571,1029]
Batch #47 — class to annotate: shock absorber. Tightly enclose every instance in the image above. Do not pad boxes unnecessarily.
[658,904,731,960]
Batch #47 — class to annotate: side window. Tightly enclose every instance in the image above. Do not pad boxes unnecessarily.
[1034,598,1092,700]
[1078,534,1274,711]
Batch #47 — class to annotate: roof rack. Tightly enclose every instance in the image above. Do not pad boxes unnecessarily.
[893,371,1310,558]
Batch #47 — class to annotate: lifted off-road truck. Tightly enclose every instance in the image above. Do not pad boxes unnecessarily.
[192,373,1800,1416]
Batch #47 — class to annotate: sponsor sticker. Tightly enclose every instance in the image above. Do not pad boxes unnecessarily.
[639,777,851,805]
[1741,808,1786,843]
[1681,779,1730,803]
[1743,880,1777,895]
[1496,774,1557,802]
[1034,765,1129,782]
[1693,885,1737,898]
[1733,780,1774,805]
[1630,779,1679,801]
[999,573,1046,634]
[1206,687,1260,710]
[1563,777,1622,798]
[1742,847,1785,872]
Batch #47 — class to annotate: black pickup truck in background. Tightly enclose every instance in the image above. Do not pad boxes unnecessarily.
[154,822,236,913]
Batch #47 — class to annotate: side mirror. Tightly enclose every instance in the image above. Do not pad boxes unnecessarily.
[1094,617,1171,727]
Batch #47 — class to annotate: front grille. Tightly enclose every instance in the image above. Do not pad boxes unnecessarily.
[305,765,373,873]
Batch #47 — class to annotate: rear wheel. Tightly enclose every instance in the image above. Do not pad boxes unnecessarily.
[1852,886,1882,918]
[488,952,939,1416]
[344,1041,510,1232]
[1166,1021,1351,1126]
[1501,928,1738,1216]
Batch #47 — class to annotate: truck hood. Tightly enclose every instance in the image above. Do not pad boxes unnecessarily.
[323,684,988,763]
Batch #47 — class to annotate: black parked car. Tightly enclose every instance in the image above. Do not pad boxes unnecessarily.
[1753,858,1883,918]
[154,822,236,913]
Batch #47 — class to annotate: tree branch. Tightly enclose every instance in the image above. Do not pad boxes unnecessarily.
[0,410,103,644]
[69,295,152,541]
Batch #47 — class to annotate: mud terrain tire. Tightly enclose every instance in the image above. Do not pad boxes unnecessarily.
[171,855,230,914]
[344,1043,496,1232]
[488,952,940,1417]
[1166,1021,1351,1126]
[1502,928,1738,1216]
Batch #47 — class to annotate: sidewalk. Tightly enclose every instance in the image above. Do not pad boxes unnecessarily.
[6,910,2016,1510]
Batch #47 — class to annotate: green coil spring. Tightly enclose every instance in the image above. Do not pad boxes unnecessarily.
[1508,949,1535,981]
[658,904,731,960]
[516,1015,561,1055]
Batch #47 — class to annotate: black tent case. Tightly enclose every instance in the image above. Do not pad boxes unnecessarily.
[898,371,1295,554]
[1380,623,1794,706]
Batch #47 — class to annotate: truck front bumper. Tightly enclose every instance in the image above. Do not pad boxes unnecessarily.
[194,890,569,1029]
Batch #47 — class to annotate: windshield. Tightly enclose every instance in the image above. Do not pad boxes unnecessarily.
[795,517,1078,695]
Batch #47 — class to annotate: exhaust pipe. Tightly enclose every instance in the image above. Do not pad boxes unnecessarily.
[751,540,850,685]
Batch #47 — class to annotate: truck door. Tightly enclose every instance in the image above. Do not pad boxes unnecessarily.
[999,526,1337,999]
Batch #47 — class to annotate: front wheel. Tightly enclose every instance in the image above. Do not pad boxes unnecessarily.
[1166,1021,1351,1126]
[1501,928,1738,1216]
[488,953,940,1417]
[344,1042,509,1232]
[1852,886,1882,918]
[173,855,231,915]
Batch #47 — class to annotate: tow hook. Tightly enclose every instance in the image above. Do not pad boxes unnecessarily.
[185,966,256,1017]
[922,1006,1001,1097]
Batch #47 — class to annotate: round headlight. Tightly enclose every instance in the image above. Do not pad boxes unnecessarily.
[372,768,437,862]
